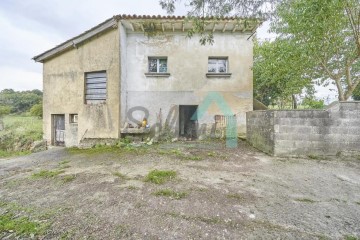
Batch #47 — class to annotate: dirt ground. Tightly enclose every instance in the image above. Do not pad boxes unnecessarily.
[0,140,360,239]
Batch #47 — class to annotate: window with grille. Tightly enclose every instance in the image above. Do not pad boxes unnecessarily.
[208,57,228,73]
[148,57,168,73]
[85,71,107,104]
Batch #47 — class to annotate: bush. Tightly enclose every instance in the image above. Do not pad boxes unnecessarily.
[30,104,42,118]
[302,98,325,109]
[0,105,11,117]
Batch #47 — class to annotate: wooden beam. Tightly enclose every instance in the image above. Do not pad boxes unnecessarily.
[242,20,247,32]
[140,23,144,32]
[161,23,165,32]
[212,23,217,32]
[232,24,237,32]
[222,22,228,32]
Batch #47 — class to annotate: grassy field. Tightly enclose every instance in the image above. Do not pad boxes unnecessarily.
[0,115,42,158]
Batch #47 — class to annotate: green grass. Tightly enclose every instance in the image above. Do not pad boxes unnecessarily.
[0,115,42,158]
[1,115,42,139]
[67,143,148,156]
[345,235,359,240]
[113,172,129,180]
[157,148,203,161]
[144,169,177,184]
[153,189,188,199]
[31,169,65,179]
[0,201,49,237]
[227,193,245,201]
[294,198,317,203]
[126,185,139,190]
[0,150,31,158]
[62,175,76,183]
[59,160,70,165]
[0,213,46,236]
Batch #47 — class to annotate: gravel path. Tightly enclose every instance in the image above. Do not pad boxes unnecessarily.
[0,141,359,239]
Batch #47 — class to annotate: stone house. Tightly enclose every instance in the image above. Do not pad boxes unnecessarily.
[33,15,260,147]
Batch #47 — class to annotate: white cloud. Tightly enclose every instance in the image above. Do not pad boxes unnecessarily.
[0,0,185,91]
[0,66,42,91]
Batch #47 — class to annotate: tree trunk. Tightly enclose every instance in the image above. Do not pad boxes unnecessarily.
[292,94,297,109]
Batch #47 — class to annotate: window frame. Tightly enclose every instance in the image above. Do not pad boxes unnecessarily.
[145,57,170,77]
[84,71,107,104]
[69,114,78,124]
[207,57,229,73]
[206,57,232,78]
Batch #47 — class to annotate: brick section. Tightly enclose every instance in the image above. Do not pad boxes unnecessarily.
[246,102,360,156]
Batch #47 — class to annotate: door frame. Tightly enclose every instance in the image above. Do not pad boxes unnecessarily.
[178,105,198,139]
[52,114,65,146]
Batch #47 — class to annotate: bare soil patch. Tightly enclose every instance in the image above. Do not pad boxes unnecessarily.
[1,140,360,239]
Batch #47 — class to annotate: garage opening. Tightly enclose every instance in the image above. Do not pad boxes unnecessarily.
[179,105,198,140]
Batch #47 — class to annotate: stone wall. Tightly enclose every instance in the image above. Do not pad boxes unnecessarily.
[246,102,360,156]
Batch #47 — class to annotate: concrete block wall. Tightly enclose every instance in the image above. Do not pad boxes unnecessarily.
[246,102,360,156]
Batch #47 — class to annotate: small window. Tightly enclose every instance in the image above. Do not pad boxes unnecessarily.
[70,114,78,123]
[208,57,228,73]
[85,71,107,104]
[148,57,167,73]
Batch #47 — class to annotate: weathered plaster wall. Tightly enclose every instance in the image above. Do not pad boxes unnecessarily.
[43,29,120,147]
[246,102,360,156]
[123,31,253,135]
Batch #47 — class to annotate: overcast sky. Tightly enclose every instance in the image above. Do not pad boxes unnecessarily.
[0,0,335,102]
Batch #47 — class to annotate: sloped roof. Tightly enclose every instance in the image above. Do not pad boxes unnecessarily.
[33,14,261,63]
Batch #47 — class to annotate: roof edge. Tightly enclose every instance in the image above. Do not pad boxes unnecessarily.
[32,17,118,63]
[33,14,263,63]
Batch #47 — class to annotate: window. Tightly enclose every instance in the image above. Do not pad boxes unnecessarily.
[70,114,78,123]
[208,58,228,73]
[85,71,107,104]
[148,57,167,73]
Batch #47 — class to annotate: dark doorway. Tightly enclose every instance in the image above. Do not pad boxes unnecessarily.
[179,105,198,139]
[53,114,65,146]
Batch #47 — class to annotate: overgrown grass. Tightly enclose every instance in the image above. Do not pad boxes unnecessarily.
[0,115,42,158]
[144,169,177,184]
[153,189,188,199]
[31,169,65,179]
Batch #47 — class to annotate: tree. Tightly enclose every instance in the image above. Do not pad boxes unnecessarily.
[0,89,42,113]
[160,0,278,18]
[160,0,278,44]
[254,38,312,108]
[30,103,43,118]
[352,84,360,100]
[272,0,360,101]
